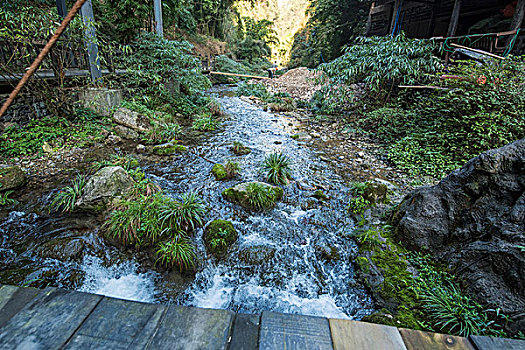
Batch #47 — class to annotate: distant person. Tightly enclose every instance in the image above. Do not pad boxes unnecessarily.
[268,61,278,79]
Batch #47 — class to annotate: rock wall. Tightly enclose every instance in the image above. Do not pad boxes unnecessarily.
[0,94,48,128]
[392,139,525,333]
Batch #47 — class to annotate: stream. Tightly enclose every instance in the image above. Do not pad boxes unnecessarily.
[0,86,374,320]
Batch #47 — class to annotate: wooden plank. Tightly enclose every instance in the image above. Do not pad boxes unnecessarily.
[399,328,474,350]
[330,319,407,350]
[210,71,270,80]
[0,288,102,348]
[470,335,525,350]
[229,313,260,350]
[450,43,506,60]
[64,297,166,349]
[146,305,233,350]
[259,312,333,350]
[0,286,49,329]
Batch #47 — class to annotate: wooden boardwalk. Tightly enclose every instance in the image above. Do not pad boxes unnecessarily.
[0,285,524,349]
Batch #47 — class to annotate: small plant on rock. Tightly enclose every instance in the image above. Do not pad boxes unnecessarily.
[209,228,229,251]
[245,182,275,211]
[156,236,196,272]
[160,192,205,232]
[50,174,87,213]
[0,191,16,207]
[224,160,240,178]
[262,152,292,185]
[231,141,251,155]
[192,115,220,131]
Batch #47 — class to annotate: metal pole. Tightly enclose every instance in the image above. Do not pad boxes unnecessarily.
[80,0,102,84]
[154,0,164,37]
[0,0,89,120]
[447,0,462,37]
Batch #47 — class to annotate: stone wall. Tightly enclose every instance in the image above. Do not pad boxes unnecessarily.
[0,94,48,128]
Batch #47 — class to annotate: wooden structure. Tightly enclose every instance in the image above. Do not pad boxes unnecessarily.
[1,284,524,349]
[366,0,525,54]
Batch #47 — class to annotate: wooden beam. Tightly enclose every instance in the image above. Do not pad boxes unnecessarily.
[447,0,462,37]
[210,71,270,80]
[80,0,102,84]
[510,0,525,32]
[450,43,506,60]
[154,0,163,37]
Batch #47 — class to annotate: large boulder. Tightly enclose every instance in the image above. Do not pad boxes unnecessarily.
[392,139,525,333]
[76,166,134,212]
[112,108,152,135]
[0,166,27,191]
[222,181,283,211]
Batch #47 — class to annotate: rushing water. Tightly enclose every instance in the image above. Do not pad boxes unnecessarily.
[0,86,374,320]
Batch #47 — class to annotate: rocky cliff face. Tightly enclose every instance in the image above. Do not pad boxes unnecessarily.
[392,139,525,333]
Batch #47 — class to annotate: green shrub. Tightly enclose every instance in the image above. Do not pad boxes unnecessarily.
[50,175,87,213]
[156,236,196,272]
[318,33,439,95]
[262,153,292,185]
[192,115,220,131]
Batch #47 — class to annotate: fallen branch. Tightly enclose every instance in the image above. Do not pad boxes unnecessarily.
[210,71,270,80]
[450,43,506,60]
[398,85,449,90]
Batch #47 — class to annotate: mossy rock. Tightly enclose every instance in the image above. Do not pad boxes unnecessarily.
[231,144,251,156]
[363,183,388,204]
[151,142,187,155]
[291,132,312,141]
[315,243,340,261]
[222,181,283,211]
[312,190,329,201]
[0,166,27,191]
[203,220,238,258]
[211,164,227,181]
[238,245,276,265]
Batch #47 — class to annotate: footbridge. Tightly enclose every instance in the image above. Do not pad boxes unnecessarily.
[0,284,523,349]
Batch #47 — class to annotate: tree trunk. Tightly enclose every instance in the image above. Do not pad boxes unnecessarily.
[510,0,525,32]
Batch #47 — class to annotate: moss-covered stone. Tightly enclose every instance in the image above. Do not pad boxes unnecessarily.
[315,244,340,261]
[363,182,388,204]
[203,220,238,258]
[231,142,251,156]
[238,245,276,265]
[211,164,227,181]
[222,181,283,211]
[151,142,187,155]
[312,189,329,201]
[0,166,27,191]
[355,256,370,273]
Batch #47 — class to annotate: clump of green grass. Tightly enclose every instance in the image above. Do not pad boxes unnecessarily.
[91,154,139,173]
[192,115,220,131]
[156,236,196,272]
[50,174,87,213]
[224,160,240,178]
[245,182,276,211]
[146,121,182,143]
[159,191,205,232]
[262,152,292,185]
[0,191,16,207]
[231,141,251,156]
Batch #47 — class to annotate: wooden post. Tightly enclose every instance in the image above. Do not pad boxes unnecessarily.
[447,0,462,37]
[365,2,375,36]
[56,0,67,17]
[510,0,525,32]
[390,0,402,35]
[80,0,102,83]
[154,0,163,37]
